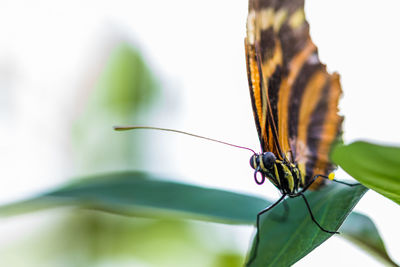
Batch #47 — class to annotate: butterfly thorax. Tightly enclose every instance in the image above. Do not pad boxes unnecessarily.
[250,152,305,196]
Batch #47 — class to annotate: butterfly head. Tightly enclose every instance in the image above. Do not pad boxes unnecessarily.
[250,152,302,195]
[250,152,277,171]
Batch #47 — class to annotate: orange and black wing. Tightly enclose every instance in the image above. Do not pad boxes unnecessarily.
[245,0,343,187]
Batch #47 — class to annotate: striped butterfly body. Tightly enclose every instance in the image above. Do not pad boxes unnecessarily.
[245,0,343,196]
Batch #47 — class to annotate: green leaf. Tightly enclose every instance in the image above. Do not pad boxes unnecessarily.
[0,171,268,225]
[1,172,396,266]
[341,212,399,267]
[332,141,400,205]
[246,183,367,267]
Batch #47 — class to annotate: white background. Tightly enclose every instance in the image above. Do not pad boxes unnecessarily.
[0,0,399,266]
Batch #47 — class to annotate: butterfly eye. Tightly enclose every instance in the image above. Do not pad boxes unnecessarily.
[262,152,276,169]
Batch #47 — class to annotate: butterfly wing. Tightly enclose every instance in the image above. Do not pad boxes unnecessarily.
[245,1,284,159]
[245,0,343,188]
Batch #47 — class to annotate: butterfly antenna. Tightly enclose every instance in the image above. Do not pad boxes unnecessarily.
[114,126,257,154]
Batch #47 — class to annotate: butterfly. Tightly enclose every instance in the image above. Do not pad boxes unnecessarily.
[115,0,358,264]
[244,0,357,264]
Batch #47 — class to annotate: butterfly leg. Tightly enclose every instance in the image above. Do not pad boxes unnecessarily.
[292,174,354,234]
[296,174,324,194]
[297,174,359,196]
[299,193,339,234]
[246,194,286,266]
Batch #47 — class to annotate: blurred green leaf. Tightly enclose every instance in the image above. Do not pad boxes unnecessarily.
[0,209,232,267]
[1,172,396,266]
[246,183,367,267]
[332,141,400,205]
[72,42,159,173]
[95,42,158,117]
[212,252,243,267]
[341,212,399,267]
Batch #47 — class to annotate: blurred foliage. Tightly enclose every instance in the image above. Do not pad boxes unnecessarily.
[341,212,399,267]
[0,210,242,267]
[212,253,244,267]
[96,43,158,117]
[333,141,400,205]
[72,42,159,174]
